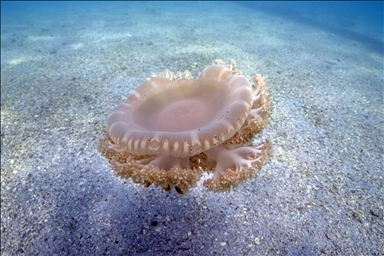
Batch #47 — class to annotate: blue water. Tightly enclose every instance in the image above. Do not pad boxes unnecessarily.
[2,1,382,33]
[242,2,383,54]
[2,2,383,45]
[1,2,382,58]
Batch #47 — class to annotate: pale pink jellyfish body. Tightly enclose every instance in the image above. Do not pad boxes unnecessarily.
[99,60,273,194]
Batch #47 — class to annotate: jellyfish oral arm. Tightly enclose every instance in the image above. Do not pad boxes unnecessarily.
[203,141,272,191]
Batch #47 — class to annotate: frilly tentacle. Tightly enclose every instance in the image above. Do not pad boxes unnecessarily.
[99,137,203,194]
[98,134,130,162]
[203,141,272,192]
[225,74,273,145]
[129,156,203,194]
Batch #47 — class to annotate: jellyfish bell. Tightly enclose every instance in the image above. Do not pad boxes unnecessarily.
[99,60,273,194]
[106,64,253,158]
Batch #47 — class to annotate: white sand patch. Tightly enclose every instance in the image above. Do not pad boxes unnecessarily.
[7,55,41,66]
[28,35,59,41]
[80,31,133,42]
[70,42,85,50]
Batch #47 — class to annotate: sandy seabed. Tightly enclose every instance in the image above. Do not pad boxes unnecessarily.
[1,2,383,255]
